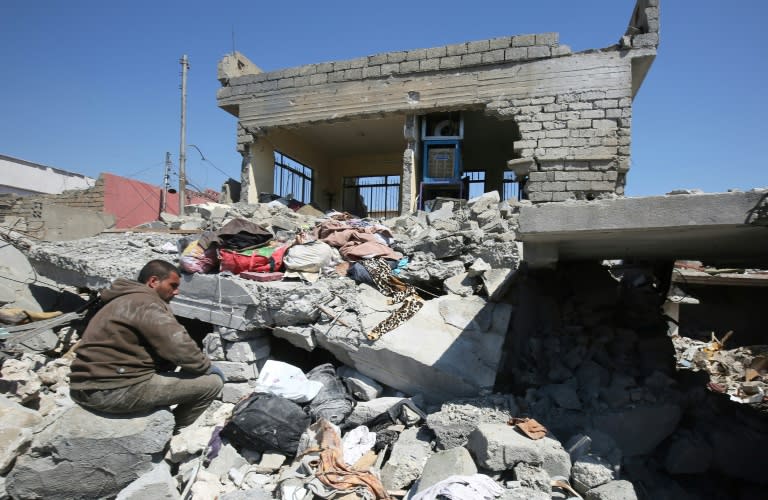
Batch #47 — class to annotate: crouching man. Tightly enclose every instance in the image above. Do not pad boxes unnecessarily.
[70,260,224,432]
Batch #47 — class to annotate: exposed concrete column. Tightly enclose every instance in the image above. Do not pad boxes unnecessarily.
[239,148,257,204]
[237,122,258,203]
[237,123,275,204]
[401,114,419,214]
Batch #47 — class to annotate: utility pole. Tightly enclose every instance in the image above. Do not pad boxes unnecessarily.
[178,54,189,215]
[160,151,172,216]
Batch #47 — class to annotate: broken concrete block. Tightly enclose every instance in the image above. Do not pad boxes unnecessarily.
[470,240,520,269]
[221,383,253,404]
[381,427,432,490]
[0,427,32,475]
[468,257,491,277]
[206,442,248,479]
[203,332,226,361]
[397,253,465,285]
[116,461,180,500]
[426,201,455,224]
[499,486,550,500]
[6,406,174,500]
[219,488,273,500]
[584,479,638,500]
[190,469,231,499]
[179,217,207,231]
[466,423,571,477]
[337,365,382,401]
[481,267,515,301]
[254,452,286,473]
[513,462,550,493]
[443,272,477,297]
[215,327,266,342]
[213,361,259,382]
[571,455,615,495]
[4,326,59,353]
[468,191,500,215]
[197,400,235,428]
[269,215,299,233]
[430,218,461,233]
[224,338,271,363]
[167,400,230,464]
[590,404,681,457]
[185,202,230,221]
[35,356,72,389]
[426,396,517,450]
[345,397,409,427]
[0,358,42,404]
[169,424,216,463]
[0,393,42,429]
[159,212,182,228]
[476,208,502,227]
[398,230,464,259]
[408,447,477,497]
[273,325,316,351]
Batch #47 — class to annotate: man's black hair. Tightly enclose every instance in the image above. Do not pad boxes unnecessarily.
[137,260,181,284]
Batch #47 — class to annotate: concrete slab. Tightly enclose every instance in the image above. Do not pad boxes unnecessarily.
[518,190,768,268]
[317,286,512,403]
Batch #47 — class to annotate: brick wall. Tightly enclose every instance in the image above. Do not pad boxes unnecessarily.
[219,32,570,100]
[0,177,105,222]
[488,90,632,201]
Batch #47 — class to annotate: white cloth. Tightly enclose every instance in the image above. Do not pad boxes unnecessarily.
[411,474,504,500]
[341,425,377,465]
[254,360,323,403]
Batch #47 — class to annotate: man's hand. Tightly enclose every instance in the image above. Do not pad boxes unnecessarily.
[208,365,227,383]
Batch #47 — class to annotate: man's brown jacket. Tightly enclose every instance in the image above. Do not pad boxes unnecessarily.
[69,278,211,390]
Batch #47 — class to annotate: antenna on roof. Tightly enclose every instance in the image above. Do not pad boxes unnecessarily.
[232,25,236,55]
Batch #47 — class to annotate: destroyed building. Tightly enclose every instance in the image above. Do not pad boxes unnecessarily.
[216,1,658,212]
[3,0,768,499]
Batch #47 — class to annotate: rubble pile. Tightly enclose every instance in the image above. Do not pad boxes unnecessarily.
[672,334,768,405]
[1,193,767,499]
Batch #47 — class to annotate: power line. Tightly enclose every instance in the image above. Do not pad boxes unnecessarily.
[188,144,230,178]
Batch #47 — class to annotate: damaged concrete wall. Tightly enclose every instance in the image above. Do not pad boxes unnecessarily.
[219,0,659,203]
[0,178,114,241]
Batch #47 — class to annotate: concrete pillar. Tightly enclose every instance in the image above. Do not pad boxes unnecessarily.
[239,148,258,204]
[401,114,419,214]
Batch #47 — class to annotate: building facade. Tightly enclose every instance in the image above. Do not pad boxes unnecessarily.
[217,0,659,215]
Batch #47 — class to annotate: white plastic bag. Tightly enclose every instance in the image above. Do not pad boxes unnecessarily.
[283,241,341,272]
[254,360,323,403]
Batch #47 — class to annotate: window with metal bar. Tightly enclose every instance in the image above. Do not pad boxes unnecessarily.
[464,170,486,199]
[343,175,401,218]
[273,151,313,203]
[503,170,523,201]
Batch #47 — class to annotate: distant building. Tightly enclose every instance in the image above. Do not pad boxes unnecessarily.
[0,154,96,195]
[216,0,659,215]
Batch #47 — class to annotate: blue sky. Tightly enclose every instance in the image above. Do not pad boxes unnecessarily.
[1,1,766,197]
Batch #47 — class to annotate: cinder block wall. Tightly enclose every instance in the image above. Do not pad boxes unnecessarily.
[488,91,632,202]
[0,177,106,236]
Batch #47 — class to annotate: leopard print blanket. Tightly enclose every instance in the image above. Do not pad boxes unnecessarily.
[360,258,423,340]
